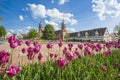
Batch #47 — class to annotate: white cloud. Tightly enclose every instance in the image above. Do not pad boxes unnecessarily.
[26,26,33,30]
[22,7,29,11]
[45,20,59,30]
[19,15,24,21]
[92,0,120,20]
[47,8,77,25]
[59,0,69,5]
[28,4,46,19]
[51,0,54,3]
[25,26,35,33]
[8,29,14,33]
[17,29,23,33]
[67,27,76,32]
[28,4,77,25]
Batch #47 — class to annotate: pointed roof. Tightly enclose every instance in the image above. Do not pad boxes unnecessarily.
[39,22,43,28]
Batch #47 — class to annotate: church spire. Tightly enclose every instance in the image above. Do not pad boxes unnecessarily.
[39,22,43,31]
[62,20,65,25]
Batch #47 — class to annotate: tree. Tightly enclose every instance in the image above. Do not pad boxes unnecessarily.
[43,24,55,40]
[114,23,120,36]
[0,25,6,38]
[65,32,70,39]
[28,28,38,39]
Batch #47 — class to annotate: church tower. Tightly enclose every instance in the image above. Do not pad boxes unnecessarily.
[38,22,43,39]
[61,20,66,40]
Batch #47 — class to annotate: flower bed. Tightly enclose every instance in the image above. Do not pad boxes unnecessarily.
[0,36,120,80]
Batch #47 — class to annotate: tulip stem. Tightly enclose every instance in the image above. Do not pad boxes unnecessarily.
[59,47,60,57]
[12,76,15,80]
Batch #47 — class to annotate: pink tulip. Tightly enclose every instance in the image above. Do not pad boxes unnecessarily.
[57,58,69,68]
[46,42,53,49]
[65,52,75,60]
[96,43,102,50]
[8,36,16,43]
[58,41,63,47]
[74,48,80,55]
[34,45,41,53]
[17,40,23,46]
[27,47,34,54]
[0,50,10,64]
[50,52,55,58]
[33,41,39,47]
[22,48,26,54]
[8,36,19,48]
[9,41,18,49]
[25,40,31,46]
[6,65,21,78]
[101,66,107,72]
[27,47,34,60]
[77,54,82,59]
[27,53,35,60]
[38,53,43,60]
[78,44,83,49]
[68,43,73,48]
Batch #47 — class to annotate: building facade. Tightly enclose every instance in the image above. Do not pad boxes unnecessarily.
[68,27,111,42]
[111,33,119,41]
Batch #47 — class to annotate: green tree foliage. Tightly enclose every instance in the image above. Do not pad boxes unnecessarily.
[0,25,6,37]
[43,24,55,40]
[65,32,70,38]
[28,28,38,39]
[114,23,120,36]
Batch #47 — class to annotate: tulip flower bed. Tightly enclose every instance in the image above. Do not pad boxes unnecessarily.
[0,36,120,80]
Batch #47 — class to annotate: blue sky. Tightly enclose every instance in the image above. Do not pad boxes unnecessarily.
[0,0,120,33]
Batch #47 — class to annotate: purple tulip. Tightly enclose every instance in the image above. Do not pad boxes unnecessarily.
[74,49,80,55]
[103,49,111,56]
[68,43,73,48]
[27,47,34,60]
[65,52,75,60]
[101,66,107,72]
[78,44,83,49]
[58,41,63,47]
[10,42,18,49]
[27,53,35,60]
[96,43,102,50]
[46,42,53,49]
[77,54,82,59]
[22,48,26,54]
[34,45,41,53]
[63,47,68,54]
[8,36,19,49]
[33,41,39,47]
[57,58,69,68]
[38,53,43,60]
[17,40,23,46]
[6,65,21,78]
[25,40,31,46]
[27,47,34,54]
[0,50,10,65]
[8,36,16,44]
